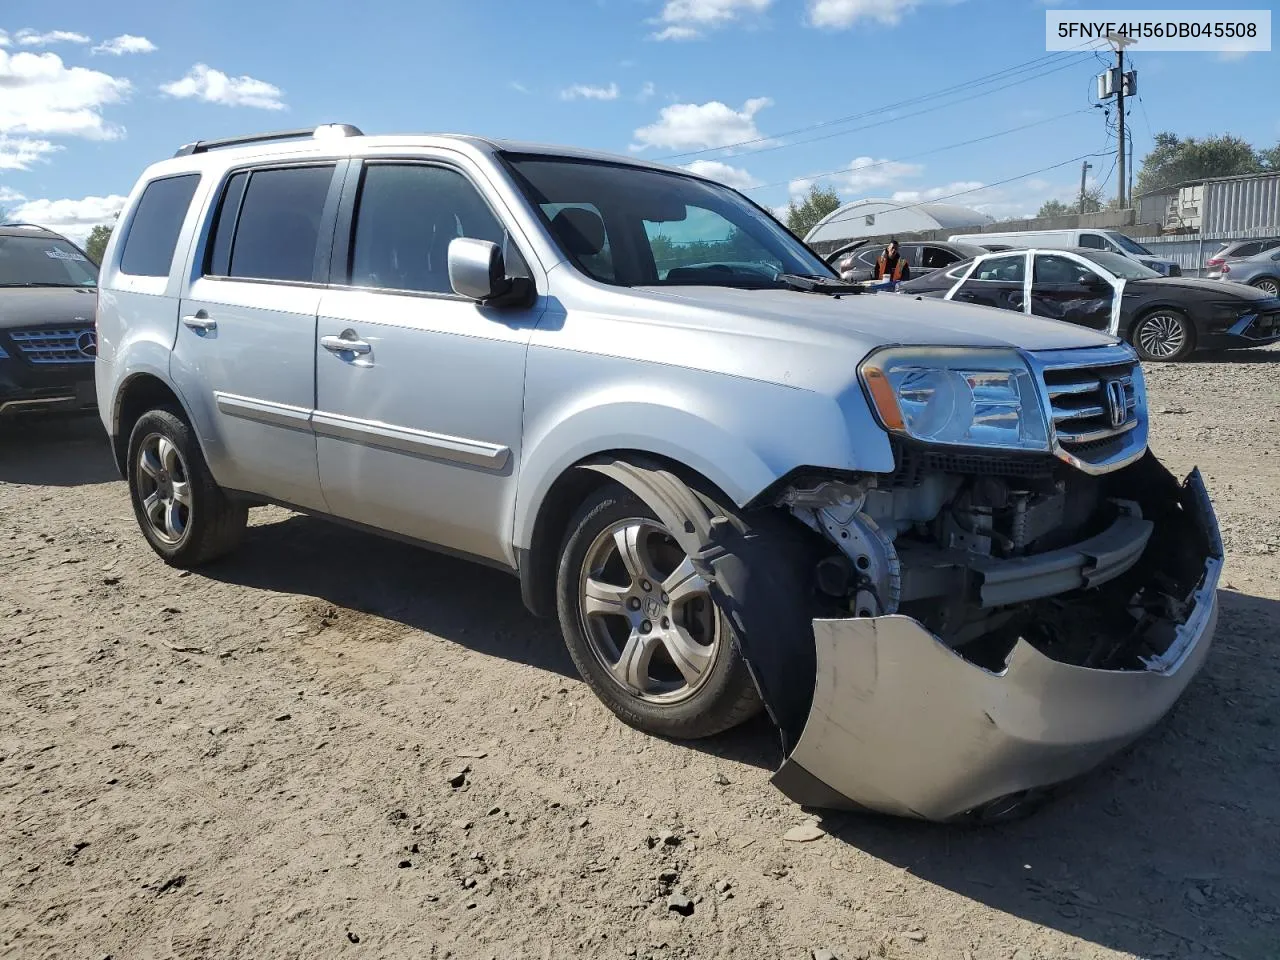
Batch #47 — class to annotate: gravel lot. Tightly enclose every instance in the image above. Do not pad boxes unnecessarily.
[2,346,1278,960]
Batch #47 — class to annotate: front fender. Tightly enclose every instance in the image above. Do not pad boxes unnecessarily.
[512,358,893,551]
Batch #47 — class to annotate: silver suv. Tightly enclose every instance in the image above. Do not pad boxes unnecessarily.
[97,125,1222,821]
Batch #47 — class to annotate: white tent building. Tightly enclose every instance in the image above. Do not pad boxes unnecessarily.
[804,198,993,247]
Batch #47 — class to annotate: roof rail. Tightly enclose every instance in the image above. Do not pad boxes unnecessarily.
[0,222,51,231]
[173,123,364,158]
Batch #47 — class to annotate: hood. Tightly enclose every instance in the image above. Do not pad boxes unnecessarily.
[0,286,97,329]
[626,285,1119,353]
[1125,276,1275,301]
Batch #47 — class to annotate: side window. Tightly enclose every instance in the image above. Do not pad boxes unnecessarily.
[350,164,507,294]
[944,264,969,280]
[119,174,201,278]
[215,165,335,283]
[1078,233,1106,250]
[971,254,1025,283]
[858,249,879,266]
[1034,254,1102,285]
[921,246,960,269]
[1234,242,1261,258]
[1260,240,1280,254]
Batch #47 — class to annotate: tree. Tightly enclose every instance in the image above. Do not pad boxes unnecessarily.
[1259,143,1280,172]
[1135,132,1262,195]
[1035,185,1102,219]
[1037,199,1071,218]
[85,224,113,265]
[784,184,841,239]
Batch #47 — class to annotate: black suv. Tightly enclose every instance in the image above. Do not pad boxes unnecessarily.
[0,223,99,417]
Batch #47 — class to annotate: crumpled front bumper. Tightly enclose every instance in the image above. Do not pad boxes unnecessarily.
[772,468,1223,822]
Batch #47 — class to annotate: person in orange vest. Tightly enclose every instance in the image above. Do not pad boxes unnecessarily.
[872,238,911,284]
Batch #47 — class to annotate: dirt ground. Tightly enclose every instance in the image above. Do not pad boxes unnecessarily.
[2,347,1279,960]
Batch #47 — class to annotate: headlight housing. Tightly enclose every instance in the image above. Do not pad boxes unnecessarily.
[859,347,1050,452]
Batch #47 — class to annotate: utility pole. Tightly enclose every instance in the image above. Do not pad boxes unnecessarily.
[1079,160,1092,215]
[1105,33,1136,209]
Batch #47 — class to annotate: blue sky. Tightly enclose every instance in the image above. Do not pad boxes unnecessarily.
[1,0,1275,239]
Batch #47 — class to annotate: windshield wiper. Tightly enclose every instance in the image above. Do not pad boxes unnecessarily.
[775,274,865,295]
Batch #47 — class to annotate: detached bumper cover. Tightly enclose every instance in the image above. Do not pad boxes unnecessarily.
[773,468,1222,821]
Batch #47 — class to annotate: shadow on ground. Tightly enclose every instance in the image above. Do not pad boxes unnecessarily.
[0,413,117,487]
[206,513,1280,959]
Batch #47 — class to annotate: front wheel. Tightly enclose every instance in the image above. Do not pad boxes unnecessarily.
[555,483,761,739]
[127,407,247,567]
[1250,277,1279,298]
[1132,309,1195,362]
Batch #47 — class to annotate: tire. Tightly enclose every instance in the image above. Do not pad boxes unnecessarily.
[556,482,761,739]
[126,406,247,567]
[1250,277,1279,298]
[1131,309,1196,362]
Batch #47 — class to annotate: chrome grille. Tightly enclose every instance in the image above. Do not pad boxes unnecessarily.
[8,327,96,364]
[1029,346,1149,475]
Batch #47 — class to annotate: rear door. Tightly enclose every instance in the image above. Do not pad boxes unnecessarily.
[1029,253,1115,331]
[948,252,1027,312]
[313,156,541,565]
[174,162,344,510]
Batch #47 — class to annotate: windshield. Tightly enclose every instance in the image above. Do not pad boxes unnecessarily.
[502,154,833,288]
[950,242,990,260]
[1075,250,1161,280]
[0,234,98,287]
[1109,233,1152,256]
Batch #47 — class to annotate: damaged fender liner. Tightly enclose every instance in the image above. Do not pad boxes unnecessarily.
[774,466,1222,822]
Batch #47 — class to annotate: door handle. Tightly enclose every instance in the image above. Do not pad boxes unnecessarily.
[182,312,217,332]
[320,334,372,355]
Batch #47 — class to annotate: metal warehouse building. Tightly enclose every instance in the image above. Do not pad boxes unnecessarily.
[804,198,992,251]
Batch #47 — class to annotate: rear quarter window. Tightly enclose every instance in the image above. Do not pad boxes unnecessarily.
[118,174,201,278]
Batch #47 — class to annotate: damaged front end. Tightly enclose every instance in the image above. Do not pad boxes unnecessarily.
[767,408,1222,820]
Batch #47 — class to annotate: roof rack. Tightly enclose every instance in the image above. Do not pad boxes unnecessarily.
[173,123,364,158]
[1,222,51,230]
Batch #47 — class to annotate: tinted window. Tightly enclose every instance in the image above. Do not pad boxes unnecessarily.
[119,174,200,277]
[206,171,248,277]
[1232,242,1262,258]
[0,234,98,287]
[227,165,334,282]
[921,246,961,269]
[349,164,508,294]
[1078,233,1106,249]
[972,254,1025,282]
[1034,254,1102,285]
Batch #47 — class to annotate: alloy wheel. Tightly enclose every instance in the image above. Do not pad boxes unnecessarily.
[136,433,192,545]
[1255,278,1279,297]
[1137,313,1187,360]
[578,519,720,704]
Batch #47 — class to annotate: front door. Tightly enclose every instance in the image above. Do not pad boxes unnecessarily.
[313,159,541,565]
[174,162,342,510]
[1028,253,1115,331]
[948,252,1027,313]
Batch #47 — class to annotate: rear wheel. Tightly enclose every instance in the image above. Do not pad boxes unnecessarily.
[127,407,247,567]
[1132,309,1195,362]
[1250,276,1279,298]
[556,483,760,739]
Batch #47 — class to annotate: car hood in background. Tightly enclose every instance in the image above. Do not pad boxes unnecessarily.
[1125,277,1277,301]
[627,284,1120,354]
[0,286,98,329]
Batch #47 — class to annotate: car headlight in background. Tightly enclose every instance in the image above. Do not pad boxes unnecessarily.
[860,347,1050,451]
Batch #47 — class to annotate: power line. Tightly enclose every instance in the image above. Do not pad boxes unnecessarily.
[744,108,1092,192]
[809,152,1110,232]
[660,45,1098,162]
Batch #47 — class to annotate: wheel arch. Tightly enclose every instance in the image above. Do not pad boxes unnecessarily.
[110,372,198,479]
[1122,301,1198,347]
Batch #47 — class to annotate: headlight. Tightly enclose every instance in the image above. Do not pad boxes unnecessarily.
[859,347,1050,452]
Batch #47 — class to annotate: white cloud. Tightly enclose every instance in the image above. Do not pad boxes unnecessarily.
[15,29,92,47]
[161,64,285,110]
[559,82,620,102]
[6,193,127,241]
[890,180,985,205]
[807,0,921,28]
[509,81,530,94]
[632,97,771,151]
[93,34,157,56]
[0,50,130,140]
[682,159,760,189]
[652,0,771,40]
[0,30,9,47]
[786,156,923,202]
[0,186,26,205]
[0,135,61,170]
[638,81,656,101]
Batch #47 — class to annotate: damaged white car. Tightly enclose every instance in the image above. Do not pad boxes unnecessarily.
[97,129,1221,822]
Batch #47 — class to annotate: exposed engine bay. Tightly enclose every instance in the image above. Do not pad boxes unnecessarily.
[779,445,1216,675]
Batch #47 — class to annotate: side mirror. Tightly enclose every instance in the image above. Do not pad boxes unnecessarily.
[448,238,532,306]
[1080,275,1110,291]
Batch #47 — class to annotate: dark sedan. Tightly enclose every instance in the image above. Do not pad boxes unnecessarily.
[897,247,1280,361]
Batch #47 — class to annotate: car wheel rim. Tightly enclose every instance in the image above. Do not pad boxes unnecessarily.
[136,433,192,545]
[578,518,720,704]
[1137,313,1186,359]
[1258,279,1279,297]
